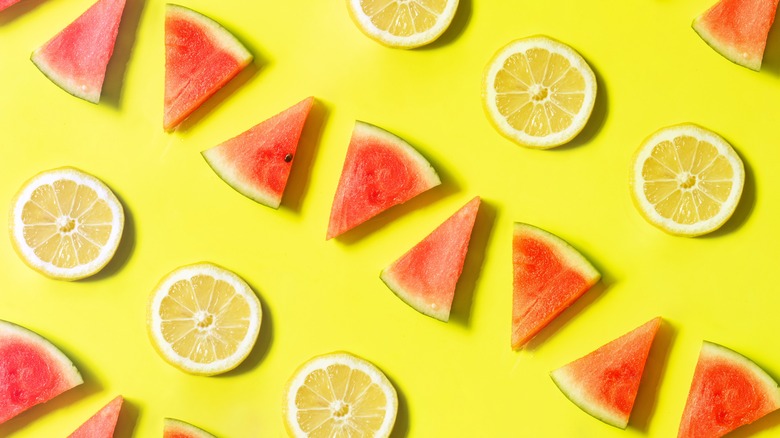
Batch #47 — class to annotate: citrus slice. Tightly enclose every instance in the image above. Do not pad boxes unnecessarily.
[630,124,745,236]
[482,36,597,149]
[8,167,124,280]
[283,352,398,438]
[147,262,262,376]
[346,0,459,49]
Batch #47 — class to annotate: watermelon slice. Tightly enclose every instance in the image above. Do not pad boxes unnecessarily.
[68,395,123,438]
[380,196,481,321]
[202,97,314,209]
[30,0,126,103]
[0,319,83,424]
[0,0,22,11]
[164,4,253,131]
[678,341,780,438]
[550,317,662,429]
[692,0,779,71]
[327,121,441,240]
[512,223,600,349]
[164,418,217,438]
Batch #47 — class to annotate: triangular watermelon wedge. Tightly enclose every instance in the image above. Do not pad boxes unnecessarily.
[0,0,22,12]
[0,320,83,424]
[512,223,600,349]
[678,341,780,438]
[380,196,481,321]
[550,317,662,429]
[201,97,314,209]
[164,4,253,131]
[164,418,217,438]
[327,121,441,240]
[68,395,123,438]
[30,0,126,103]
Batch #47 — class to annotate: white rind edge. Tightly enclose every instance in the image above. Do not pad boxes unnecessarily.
[550,367,627,428]
[513,222,601,283]
[166,4,253,65]
[201,148,280,209]
[700,341,780,406]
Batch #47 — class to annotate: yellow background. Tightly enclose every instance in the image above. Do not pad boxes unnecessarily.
[2,0,780,436]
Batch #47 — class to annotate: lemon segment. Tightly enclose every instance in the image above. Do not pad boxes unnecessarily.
[347,0,459,48]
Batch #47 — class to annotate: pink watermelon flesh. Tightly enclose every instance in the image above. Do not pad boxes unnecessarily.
[512,223,600,349]
[678,341,780,438]
[550,317,662,429]
[202,97,314,209]
[164,418,217,438]
[0,320,83,424]
[327,121,441,240]
[0,0,22,11]
[380,197,481,321]
[164,4,252,131]
[30,0,126,103]
[68,395,123,438]
[692,0,779,71]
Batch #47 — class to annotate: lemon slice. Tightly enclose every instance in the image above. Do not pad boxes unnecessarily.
[8,167,124,280]
[630,124,745,236]
[283,352,398,438]
[482,36,597,149]
[147,263,262,376]
[346,0,459,48]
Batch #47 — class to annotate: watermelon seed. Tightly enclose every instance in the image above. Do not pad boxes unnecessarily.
[56,217,76,233]
[284,153,293,162]
[331,400,349,418]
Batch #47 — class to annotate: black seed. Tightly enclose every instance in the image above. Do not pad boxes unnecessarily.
[284,153,293,163]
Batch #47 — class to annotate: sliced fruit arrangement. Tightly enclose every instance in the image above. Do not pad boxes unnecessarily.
[146,262,262,376]
[202,97,315,209]
[68,395,123,438]
[346,0,460,49]
[551,317,661,429]
[678,341,780,437]
[164,418,217,438]
[482,35,597,149]
[512,223,600,349]
[30,0,126,103]
[380,196,480,321]
[327,121,441,239]
[8,167,125,280]
[630,124,745,237]
[283,352,398,438]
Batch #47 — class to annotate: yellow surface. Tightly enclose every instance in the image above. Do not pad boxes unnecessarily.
[1,0,780,436]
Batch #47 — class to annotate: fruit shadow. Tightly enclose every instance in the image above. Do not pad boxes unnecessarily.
[219,286,273,377]
[386,373,410,438]
[417,0,471,51]
[0,0,48,25]
[701,155,755,238]
[114,397,140,438]
[628,320,676,433]
[551,63,608,151]
[80,191,135,282]
[761,20,780,75]
[101,0,146,108]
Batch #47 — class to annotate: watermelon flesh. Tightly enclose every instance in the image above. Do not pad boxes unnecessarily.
[678,341,780,438]
[164,4,252,131]
[550,317,662,429]
[68,395,123,438]
[164,418,217,438]
[380,197,481,321]
[0,320,83,424]
[327,121,441,240]
[202,97,314,209]
[0,0,21,11]
[692,0,779,71]
[512,223,600,349]
[30,0,126,103]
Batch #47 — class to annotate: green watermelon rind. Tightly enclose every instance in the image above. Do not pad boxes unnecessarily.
[164,418,217,438]
[692,17,762,71]
[202,148,280,208]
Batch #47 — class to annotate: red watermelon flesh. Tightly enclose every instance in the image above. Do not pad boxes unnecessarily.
[0,320,83,424]
[380,197,481,321]
[692,0,779,71]
[678,341,780,438]
[68,395,123,438]
[327,121,441,240]
[164,418,217,438]
[0,0,22,11]
[512,223,600,349]
[202,97,314,209]
[30,0,126,103]
[164,4,252,131]
[550,317,662,429]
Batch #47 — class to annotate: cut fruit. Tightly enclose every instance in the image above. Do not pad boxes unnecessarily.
[678,341,780,438]
[68,395,123,438]
[630,124,744,237]
[0,0,22,11]
[8,167,125,280]
[283,352,398,438]
[164,418,217,438]
[692,0,779,71]
[30,0,126,103]
[551,317,662,429]
[0,319,83,424]
[327,121,441,240]
[482,35,597,149]
[164,4,253,131]
[512,223,600,349]
[202,97,315,209]
[380,196,480,321]
[147,262,262,376]
[346,0,459,49]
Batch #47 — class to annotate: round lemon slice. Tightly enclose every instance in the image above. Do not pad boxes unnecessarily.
[346,0,459,49]
[283,352,398,438]
[8,167,124,280]
[630,124,745,236]
[482,36,597,149]
[147,262,262,376]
